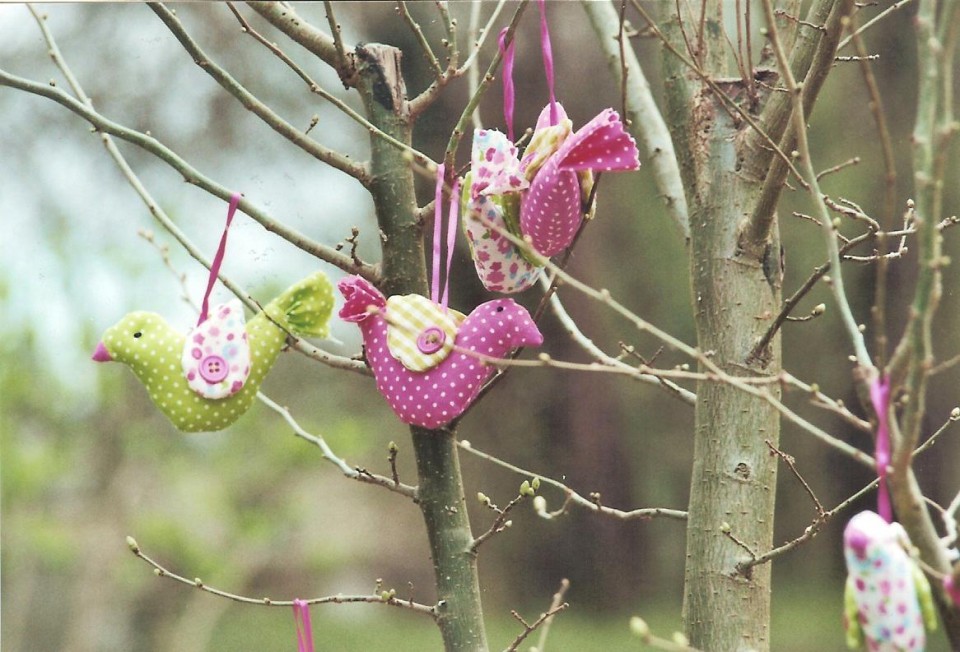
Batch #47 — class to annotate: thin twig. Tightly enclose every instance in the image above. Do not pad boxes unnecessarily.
[471,492,527,553]
[257,394,417,499]
[150,3,370,185]
[458,441,687,523]
[398,1,444,77]
[125,536,438,618]
[23,8,369,374]
[533,579,570,652]
[322,0,350,72]
[761,0,873,369]
[226,2,435,169]
[504,602,570,652]
[0,70,379,284]
[765,440,825,517]
[442,0,529,170]
[838,0,916,50]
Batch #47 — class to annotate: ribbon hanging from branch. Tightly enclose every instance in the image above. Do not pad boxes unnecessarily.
[431,164,461,311]
[869,376,892,522]
[197,192,242,325]
[292,599,315,652]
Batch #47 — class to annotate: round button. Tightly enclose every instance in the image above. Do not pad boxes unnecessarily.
[199,355,229,383]
[416,327,446,354]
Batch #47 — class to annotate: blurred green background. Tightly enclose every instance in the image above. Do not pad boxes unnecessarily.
[2,2,958,650]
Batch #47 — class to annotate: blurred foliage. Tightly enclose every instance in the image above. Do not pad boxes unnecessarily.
[2,2,959,650]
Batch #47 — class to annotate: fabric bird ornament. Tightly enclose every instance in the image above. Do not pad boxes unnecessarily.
[337,275,543,429]
[519,103,640,256]
[843,510,937,651]
[461,0,640,292]
[92,271,334,432]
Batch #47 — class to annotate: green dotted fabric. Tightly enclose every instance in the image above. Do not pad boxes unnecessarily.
[98,271,334,432]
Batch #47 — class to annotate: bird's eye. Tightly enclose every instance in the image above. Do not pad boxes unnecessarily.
[495,306,504,313]
[133,331,142,339]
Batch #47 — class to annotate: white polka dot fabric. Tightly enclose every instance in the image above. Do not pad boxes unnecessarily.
[93,272,334,432]
[843,510,934,651]
[338,275,544,429]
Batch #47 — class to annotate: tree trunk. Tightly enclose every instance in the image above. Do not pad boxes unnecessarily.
[355,44,488,652]
[660,9,784,651]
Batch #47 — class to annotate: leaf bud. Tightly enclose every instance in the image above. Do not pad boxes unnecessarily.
[629,616,650,637]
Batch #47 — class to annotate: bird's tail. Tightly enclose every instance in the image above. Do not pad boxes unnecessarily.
[264,271,335,338]
[554,109,640,173]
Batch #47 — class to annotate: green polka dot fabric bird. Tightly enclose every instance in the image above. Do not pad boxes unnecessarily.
[92,271,334,432]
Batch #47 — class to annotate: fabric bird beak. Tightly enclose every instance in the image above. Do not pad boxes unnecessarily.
[91,341,112,362]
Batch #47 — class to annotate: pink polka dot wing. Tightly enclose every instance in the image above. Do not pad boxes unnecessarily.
[338,275,544,429]
[520,104,640,257]
[842,510,937,651]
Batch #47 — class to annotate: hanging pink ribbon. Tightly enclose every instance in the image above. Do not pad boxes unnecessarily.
[292,599,315,652]
[537,0,558,126]
[498,27,516,142]
[198,192,242,326]
[431,165,460,311]
[869,376,892,523]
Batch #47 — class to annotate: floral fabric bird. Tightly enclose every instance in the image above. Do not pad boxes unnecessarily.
[337,275,543,429]
[843,510,937,651]
[92,271,334,432]
[461,103,640,293]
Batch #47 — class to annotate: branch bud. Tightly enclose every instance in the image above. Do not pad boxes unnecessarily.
[126,536,140,553]
[950,408,959,421]
[532,495,547,514]
[519,480,534,497]
[629,616,650,637]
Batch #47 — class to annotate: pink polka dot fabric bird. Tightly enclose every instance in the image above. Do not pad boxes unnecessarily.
[520,103,640,257]
[337,275,544,429]
[843,510,937,651]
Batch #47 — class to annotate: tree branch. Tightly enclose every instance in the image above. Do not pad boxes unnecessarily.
[742,0,854,251]
[149,3,370,186]
[246,1,356,87]
[582,0,690,241]
[0,69,379,283]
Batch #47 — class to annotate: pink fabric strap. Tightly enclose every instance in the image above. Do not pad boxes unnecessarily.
[440,178,461,310]
[293,599,315,652]
[198,192,242,326]
[431,165,459,310]
[498,27,516,141]
[869,376,892,523]
[537,0,558,125]
[432,165,445,305]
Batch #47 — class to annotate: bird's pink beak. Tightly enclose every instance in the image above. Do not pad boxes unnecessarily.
[92,341,112,362]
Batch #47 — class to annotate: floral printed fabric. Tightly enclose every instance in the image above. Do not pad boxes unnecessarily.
[843,510,936,651]
[181,300,252,399]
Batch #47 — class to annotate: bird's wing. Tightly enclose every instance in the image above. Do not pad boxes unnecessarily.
[385,295,465,372]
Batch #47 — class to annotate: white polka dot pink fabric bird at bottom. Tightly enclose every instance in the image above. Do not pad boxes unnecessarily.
[521,105,640,257]
[843,510,935,651]
[338,276,544,429]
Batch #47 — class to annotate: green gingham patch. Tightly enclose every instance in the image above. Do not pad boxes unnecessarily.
[386,295,466,372]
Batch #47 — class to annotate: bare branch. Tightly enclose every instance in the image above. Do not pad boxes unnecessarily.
[149,3,370,186]
[246,1,356,86]
[125,536,438,618]
[583,0,690,241]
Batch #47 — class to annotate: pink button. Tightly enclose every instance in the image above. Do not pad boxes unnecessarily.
[417,327,446,354]
[199,355,229,383]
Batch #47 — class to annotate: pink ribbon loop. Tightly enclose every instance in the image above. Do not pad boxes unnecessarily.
[869,376,892,523]
[431,165,459,311]
[292,599,315,652]
[537,0,558,125]
[432,165,445,305]
[498,27,516,141]
[198,192,242,326]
